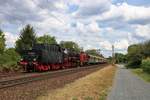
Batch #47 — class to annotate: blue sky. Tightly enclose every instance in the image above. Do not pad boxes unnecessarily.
[0,0,150,57]
[113,0,150,6]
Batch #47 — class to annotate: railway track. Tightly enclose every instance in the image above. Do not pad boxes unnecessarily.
[0,64,106,89]
[0,73,25,79]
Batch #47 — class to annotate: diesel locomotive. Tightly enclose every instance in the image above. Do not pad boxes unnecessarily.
[19,44,106,72]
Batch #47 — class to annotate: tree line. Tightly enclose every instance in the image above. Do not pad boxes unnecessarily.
[127,40,150,67]
[114,40,150,74]
[126,40,150,74]
[0,24,103,72]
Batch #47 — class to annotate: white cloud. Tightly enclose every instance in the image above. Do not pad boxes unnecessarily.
[76,22,86,33]
[134,25,150,38]
[0,0,42,24]
[74,0,111,17]
[4,32,18,47]
[1,0,150,57]
[86,21,101,33]
[100,40,112,50]
[122,3,150,23]
[75,21,101,34]
[99,3,150,25]
[54,1,68,11]
[114,39,129,50]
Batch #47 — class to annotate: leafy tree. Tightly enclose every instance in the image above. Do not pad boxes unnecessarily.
[126,44,142,68]
[15,24,36,54]
[37,34,57,44]
[115,53,127,63]
[5,48,21,62]
[107,56,113,63]
[0,48,21,71]
[60,41,81,53]
[128,44,141,54]
[0,29,5,54]
[142,40,150,58]
[85,49,103,57]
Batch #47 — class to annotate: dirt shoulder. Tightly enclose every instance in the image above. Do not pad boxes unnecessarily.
[37,65,116,100]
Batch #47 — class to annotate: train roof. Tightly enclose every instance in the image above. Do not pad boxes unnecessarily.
[88,54,105,59]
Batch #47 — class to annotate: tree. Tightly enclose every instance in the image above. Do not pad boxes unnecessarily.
[127,44,142,55]
[15,24,36,54]
[5,48,21,62]
[60,41,81,53]
[126,40,150,68]
[0,48,21,70]
[0,29,5,54]
[115,53,127,63]
[126,44,142,68]
[107,56,113,63]
[37,34,57,44]
[85,49,103,57]
[142,40,150,58]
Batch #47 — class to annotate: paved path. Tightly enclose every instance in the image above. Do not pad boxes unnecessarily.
[107,65,150,100]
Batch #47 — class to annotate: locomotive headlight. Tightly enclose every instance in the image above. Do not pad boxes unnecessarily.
[33,58,36,61]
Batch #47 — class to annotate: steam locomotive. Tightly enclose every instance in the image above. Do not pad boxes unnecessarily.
[19,44,106,72]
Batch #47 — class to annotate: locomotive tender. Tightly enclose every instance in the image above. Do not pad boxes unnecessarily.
[19,44,106,72]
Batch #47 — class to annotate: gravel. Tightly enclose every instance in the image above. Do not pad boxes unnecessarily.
[0,66,104,100]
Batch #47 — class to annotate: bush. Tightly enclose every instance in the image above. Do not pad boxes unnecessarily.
[126,54,142,68]
[0,48,21,72]
[142,58,150,74]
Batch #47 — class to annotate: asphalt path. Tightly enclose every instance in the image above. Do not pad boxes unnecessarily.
[107,65,150,100]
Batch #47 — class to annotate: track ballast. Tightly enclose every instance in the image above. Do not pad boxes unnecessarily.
[0,64,106,89]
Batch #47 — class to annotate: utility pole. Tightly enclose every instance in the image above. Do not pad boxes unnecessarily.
[0,22,1,29]
[112,45,115,64]
[96,49,101,54]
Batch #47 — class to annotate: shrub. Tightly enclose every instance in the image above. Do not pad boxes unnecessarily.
[142,58,150,74]
[126,54,142,68]
[0,48,21,72]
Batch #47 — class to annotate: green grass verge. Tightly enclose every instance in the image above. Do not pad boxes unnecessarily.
[132,68,150,82]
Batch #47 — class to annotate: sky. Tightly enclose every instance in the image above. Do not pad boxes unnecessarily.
[0,0,150,57]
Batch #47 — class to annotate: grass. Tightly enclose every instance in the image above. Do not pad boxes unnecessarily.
[132,68,150,82]
[37,65,116,100]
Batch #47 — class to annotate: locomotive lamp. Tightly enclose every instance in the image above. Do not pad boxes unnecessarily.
[33,58,36,61]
